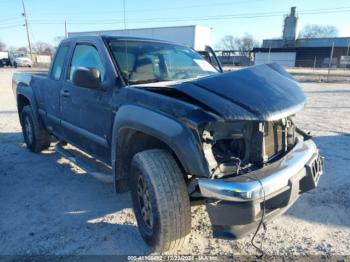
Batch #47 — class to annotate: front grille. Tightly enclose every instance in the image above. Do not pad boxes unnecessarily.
[249,120,295,164]
[264,122,284,159]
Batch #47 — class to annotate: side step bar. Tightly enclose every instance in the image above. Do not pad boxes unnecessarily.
[55,142,114,184]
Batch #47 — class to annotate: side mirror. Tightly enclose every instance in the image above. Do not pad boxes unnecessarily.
[72,67,101,89]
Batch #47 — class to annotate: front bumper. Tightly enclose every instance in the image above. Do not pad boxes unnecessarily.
[198,137,323,239]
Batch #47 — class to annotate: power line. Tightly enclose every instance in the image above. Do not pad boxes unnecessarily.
[1,3,350,24]
[27,0,264,16]
[25,7,350,25]
[0,24,23,29]
[0,16,22,23]
[3,5,350,25]
[1,6,350,30]
[23,2,350,18]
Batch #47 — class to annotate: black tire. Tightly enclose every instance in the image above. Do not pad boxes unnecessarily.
[21,105,51,153]
[130,149,191,253]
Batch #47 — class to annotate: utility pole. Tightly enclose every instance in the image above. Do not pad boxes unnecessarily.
[313,56,317,73]
[21,0,32,60]
[327,42,334,82]
[232,51,236,67]
[346,41,350,69]
[64,20,68,38]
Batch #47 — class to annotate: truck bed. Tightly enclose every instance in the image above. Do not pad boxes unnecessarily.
[12,69,48,95]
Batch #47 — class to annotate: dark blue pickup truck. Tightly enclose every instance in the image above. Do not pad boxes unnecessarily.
[12,35,323,252]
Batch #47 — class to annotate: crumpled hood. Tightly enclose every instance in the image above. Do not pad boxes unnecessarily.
[174,63,305,121]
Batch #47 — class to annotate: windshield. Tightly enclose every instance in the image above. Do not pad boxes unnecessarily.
[108,40,218,85]
[13,53,25,58]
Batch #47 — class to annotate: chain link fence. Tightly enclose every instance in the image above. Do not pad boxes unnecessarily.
[222,58,350,83]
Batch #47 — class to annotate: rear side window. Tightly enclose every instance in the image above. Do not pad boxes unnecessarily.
[68,44,106,82]
[51,46,68,80]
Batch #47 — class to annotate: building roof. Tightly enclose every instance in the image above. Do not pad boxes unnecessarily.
[253,46,331,52]
[262,37,350,49]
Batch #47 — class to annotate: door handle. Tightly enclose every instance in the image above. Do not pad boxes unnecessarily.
[61,89,70,98]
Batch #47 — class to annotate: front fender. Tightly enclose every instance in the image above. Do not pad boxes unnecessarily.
[111,104,210,181]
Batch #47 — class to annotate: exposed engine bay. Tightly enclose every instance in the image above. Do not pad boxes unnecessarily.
[202,118,296,178]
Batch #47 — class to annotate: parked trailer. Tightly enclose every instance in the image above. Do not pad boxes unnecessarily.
[68,25,212,51]
[0,51,10,66]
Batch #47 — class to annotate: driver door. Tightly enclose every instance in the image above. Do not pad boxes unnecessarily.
[60,41,114,162]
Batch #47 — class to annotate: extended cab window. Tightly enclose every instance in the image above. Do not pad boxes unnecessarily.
[51,46,68,80]
[68,44,106,82]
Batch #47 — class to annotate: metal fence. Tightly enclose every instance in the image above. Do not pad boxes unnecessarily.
[222,58,350,83]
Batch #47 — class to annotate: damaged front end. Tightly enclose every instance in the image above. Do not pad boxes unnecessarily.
[201,118,297,179]
[132,63,324,239]
[193,118,323,239]
[180,64,324,239]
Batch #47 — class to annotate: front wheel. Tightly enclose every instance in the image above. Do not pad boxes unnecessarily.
[130,149,191,253]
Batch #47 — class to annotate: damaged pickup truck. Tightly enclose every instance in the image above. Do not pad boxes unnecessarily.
[13,35,323,252]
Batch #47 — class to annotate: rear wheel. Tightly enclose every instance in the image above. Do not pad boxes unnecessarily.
[130,149,191,253]
[21,105,51,152]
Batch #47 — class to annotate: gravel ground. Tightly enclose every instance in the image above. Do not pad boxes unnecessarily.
[0,68,349,257]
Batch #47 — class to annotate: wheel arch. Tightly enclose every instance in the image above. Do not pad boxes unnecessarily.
[17,94,30,117]
[16,84,40,123]
[115,128,187,182]
[111,104,210,187]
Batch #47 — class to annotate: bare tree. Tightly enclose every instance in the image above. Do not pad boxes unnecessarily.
[216,35,236,50]
[7,46,17,52]
[17,47,28,53]
[216,33,259,57]
[234,33,259,57]
[0,40,6,51]
[53,36,65,48]
[299,24,339,38]
[32,41,54,56]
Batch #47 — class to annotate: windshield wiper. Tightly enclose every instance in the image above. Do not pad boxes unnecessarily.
[128,79,166,85]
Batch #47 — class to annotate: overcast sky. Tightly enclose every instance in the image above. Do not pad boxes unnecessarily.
[0,0,350,48]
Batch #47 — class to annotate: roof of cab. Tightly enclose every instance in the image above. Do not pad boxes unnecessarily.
[60,34,181,46]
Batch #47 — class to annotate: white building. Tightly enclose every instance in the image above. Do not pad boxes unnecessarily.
[68,25,212,51]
